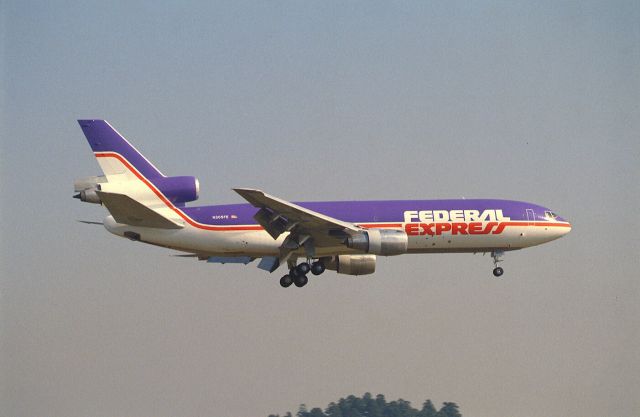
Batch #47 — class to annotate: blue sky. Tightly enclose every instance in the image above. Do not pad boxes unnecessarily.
[2,2,639,417]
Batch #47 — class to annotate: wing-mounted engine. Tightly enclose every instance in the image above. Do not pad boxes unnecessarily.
[152,176,199,205]
[346,229,408,256]
[324,254,376,275]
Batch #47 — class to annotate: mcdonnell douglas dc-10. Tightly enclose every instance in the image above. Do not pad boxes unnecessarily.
[74,120,571,288]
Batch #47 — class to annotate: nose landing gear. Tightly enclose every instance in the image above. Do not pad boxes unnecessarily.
[491,250,505,277]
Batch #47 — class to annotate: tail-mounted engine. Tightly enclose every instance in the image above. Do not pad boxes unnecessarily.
[346,229,408,256]
[152,176,200,205]
[73,175,200,206]
[73,175,107,204]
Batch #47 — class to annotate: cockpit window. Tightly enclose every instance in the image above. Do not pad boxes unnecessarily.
[544,211,558,220]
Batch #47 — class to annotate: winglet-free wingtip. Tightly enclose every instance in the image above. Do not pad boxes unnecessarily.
[233,188,265,199]
[77,220,104,225]
[233,187,262,193]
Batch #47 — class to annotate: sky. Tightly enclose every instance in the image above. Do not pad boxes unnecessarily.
[1,1,639,417]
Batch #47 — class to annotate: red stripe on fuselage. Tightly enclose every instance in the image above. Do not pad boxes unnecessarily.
[360,223,403,228]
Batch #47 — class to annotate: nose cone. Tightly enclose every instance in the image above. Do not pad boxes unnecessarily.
[550,213,571,239]
[539,207,571,240]
[558,221,572,237]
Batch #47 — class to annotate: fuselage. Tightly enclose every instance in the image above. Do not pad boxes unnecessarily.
[104,198,572,257]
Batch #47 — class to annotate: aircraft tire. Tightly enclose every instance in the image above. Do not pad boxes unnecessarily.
[280,275,294,288]
[493,267,504,277]
[311,262,325,275]
[294,274,308,287]
[297,262,311,275]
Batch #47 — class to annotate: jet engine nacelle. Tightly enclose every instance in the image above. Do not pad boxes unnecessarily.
[76,189,102,204]
[153,176,200,204]
[74,175,107,204]
[73,175,199,205]
[324,254,376,276]
[346,229,408,255]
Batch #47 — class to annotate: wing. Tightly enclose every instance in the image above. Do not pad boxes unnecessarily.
[234,188,360,268]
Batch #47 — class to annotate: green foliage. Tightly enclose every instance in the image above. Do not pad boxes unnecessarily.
[436,402,461,417]
[417,399,437,417]
[269,393,462,417]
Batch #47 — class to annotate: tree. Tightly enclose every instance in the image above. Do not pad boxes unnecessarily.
[382,398,418,417]
[297,404,308,417]
[418,400,437,417]
[269,394,462,417]
[437,402,461,417]
[325,402,342,417]
[305,408,326,417]
[363,392,383,417]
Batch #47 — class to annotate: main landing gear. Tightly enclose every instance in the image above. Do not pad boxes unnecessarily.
[279,260,326,288]
[491,250,505,277]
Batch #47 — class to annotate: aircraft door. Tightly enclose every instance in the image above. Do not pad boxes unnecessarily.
[526,208,536,226]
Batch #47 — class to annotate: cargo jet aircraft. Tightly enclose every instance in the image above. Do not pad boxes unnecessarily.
[74,120,571,287]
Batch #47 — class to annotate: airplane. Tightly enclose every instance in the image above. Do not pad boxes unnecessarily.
[74,120,572,288]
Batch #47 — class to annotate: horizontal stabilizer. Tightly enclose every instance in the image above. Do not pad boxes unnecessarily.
[97,191,183,229]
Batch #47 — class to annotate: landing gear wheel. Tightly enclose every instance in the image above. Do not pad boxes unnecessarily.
[311,261,325,276]
[296,262,311,275]
[280,274,293,288]
[490,250,505,278]
[294,274,308,287]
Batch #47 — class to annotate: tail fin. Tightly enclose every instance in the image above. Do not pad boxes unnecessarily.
[77,120,164,179]
[76,120,185,228]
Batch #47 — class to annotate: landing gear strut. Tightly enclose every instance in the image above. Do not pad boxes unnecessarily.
[491,250,505,277]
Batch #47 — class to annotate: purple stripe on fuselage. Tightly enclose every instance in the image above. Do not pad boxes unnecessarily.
[182,199,564,226]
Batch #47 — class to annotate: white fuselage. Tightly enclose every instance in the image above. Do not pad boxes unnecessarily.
[103,216,570,258]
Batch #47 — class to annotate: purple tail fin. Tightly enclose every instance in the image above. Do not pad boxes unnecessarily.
[78,120,164,178]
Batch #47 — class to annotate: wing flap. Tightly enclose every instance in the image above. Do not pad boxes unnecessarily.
[234,188,361,269]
